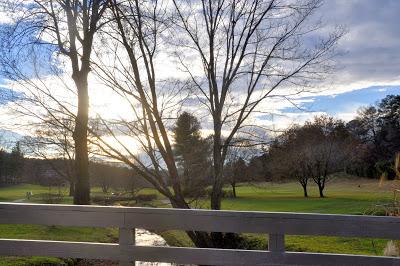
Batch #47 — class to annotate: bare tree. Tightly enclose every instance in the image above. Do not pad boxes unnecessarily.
[84,0,223,247]
[85,0,343,248]
[267,127,313,197]
[224,139,255,198]
[172,0,344,209]
[1,0,108,204]
[21,115,76,196]
[267,116,353,198]
[308,117,352,197]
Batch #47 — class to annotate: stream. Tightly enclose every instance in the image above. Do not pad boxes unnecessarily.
[135,228,175,266]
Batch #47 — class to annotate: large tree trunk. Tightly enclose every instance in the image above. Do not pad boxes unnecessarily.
[211,116,224,210]
[318,187,324,198]
[170,194,237,249]
[168,197,213,248]
[73,76,90,205]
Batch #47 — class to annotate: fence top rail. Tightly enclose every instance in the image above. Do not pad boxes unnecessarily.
[0,203,399,239]
[0,202,398,220]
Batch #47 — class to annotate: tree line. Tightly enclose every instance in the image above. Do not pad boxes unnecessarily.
[168,96,400,200]
[346,95,400,178]
[243,95,400,198]
[0,142,24,185]
[0,153,149,195]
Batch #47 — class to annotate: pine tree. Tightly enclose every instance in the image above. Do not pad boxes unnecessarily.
[9,142,24,183]
[173,112,210,196]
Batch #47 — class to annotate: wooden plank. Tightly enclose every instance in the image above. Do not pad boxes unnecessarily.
[0,203,125,227]
[0,239,121,260]
[0,240,398,266]
[119,227,135,266]
[132,246,400,266]
[268,234,285,253]
[0,203,400,239]
[122,208,400,239]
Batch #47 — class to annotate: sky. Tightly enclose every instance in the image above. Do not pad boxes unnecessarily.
[269,0,400,127]
[0,0,399,141]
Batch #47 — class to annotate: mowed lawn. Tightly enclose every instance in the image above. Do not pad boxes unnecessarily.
[0,184,67,202]
[222,180,393,214]
[0,178,397,265]
[219,180,395,256]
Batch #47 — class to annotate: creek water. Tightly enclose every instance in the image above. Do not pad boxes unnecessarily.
[135,228,176,266]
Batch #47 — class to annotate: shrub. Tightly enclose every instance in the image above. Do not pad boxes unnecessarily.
[91,194,135,205]
[182,187,207,198]
[134,194,157,202]
[36,193,64,204]
[375,160,396,180]
[205,187,235,198]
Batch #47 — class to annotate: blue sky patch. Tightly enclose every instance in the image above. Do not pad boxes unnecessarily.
[0,83,23,105]
[282,85,400,118]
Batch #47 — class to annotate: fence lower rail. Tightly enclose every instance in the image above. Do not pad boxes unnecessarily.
[0,203,399,265]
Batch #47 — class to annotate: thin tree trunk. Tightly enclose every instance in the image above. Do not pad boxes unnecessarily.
[69,181,75,197]
[73,77,90,205]
[318,182,325,198]
[231,182,237,198]
[302,184,308,197]
[102,183,109,194]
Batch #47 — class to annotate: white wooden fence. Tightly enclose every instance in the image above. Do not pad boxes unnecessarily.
[0,203,399,265]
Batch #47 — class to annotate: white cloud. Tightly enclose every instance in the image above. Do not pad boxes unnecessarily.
[1,0,400,142]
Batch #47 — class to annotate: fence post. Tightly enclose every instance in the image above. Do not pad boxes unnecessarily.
[268,233,285,253]
[119,227,135,266]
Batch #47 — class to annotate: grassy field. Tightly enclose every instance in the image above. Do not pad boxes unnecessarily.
[160,179,396,256]
[0,178,397,265]
[221,180,393,214]
[226,181,395,255]
[0,184,69,202]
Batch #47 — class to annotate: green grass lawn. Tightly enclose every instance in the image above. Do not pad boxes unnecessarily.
[159,179,395,256]
[0,178,396,265]
[0,184,67,202]
[221,181,392,214]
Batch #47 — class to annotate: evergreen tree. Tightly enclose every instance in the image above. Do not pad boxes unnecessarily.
[173,112,210,196]
[0,149,5,184]
[377,95,400,159]
[9,142,24,183]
